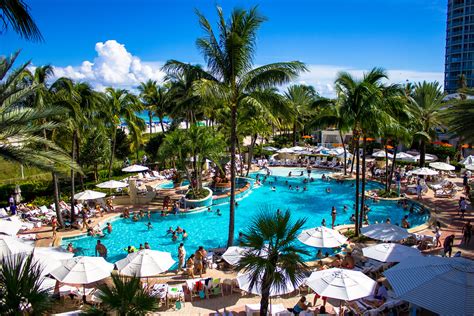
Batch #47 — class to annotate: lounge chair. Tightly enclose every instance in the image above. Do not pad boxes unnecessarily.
[434,188,455,198]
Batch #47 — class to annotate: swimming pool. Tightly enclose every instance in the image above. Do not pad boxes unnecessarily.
[156,180,190,189]
[63,168,429,263]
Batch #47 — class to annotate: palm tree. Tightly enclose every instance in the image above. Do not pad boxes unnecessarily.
[335,68,390,235]
[96,274,159,316]
[443,89,474,144]
[0,254,50,315]
[192,7,306,246]
[0,0,43,41]
[310,98,353,175]
[236,207,309,316]
[138,80,171,134]
[408,81,445,167]
[103,88,144,178]
[283,85,317,146]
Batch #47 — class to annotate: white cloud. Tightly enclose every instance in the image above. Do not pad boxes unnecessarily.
[51,40,444,97]
[52,40,165,91]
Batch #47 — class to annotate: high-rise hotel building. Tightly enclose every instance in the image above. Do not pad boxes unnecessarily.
[445,0,474,93]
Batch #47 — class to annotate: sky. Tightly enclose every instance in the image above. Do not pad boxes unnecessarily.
[1,0,447,96]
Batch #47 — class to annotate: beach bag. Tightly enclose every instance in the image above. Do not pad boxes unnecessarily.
[176,300,182,310]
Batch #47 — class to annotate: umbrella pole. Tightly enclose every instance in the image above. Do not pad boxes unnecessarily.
[83,284,86,304]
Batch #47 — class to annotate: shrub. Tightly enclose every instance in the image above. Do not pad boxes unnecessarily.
[144,134,165,161]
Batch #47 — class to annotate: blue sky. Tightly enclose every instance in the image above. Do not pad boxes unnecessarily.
[1,0,447,95]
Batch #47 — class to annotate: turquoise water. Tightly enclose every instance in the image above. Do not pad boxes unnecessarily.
[156,180,190,189]
[63,168,428,263]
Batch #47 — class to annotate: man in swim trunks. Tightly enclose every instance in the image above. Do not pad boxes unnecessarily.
[95,240,107,259]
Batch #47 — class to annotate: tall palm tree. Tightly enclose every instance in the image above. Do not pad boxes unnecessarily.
[236,208,309,316]
[408,81,445,167]
[443,88,474,144]
[96,274,159,316]
[192,7,306,246]
[138,80,171,134]
[335,68,389,235]
[103,88,144,179]
[283,84,317,146]
[0,254,50,315]
[0,0,43,41]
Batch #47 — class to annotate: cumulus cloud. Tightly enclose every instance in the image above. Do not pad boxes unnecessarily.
[52,40,443,96]
[52,40,165,91]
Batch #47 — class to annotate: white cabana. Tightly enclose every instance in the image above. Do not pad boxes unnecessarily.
[0,235,33,259]
[372,150,393,159]
[51,256,113,284]
[237,268,301,296]
[394,152,414,160]
[297,226,347,248]
[360,223,410,242]
[305,268,377,301]
[362,243,421,263]
[121,164,149,172]
[96,180,128,189]
[32,247,74,276]
[409,167,439,176]
[0,218,22,236]
[115,249,175,277]
[428,162,455,171]
[460,155,474,165]
[384,256,474,316]
[74,190,106,201]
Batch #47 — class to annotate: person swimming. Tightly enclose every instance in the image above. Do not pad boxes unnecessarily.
[343,205,348,212]
[271,186,276,191]
[146,222,153,230]
[326,187,331,193]
[166,226,174,234]
[216,209,222,216]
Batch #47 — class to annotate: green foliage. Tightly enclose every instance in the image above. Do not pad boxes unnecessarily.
[185,188,210,200]
[0,254,50,315]
[80,132,111,170]
[97,274,159,316]
[342,229,371,242]
[115,129,131,159]
[236,206,309,315]
[376,189,399,198]
[271,134,294,148]
[426,144,457,161]
[0,180,53,204]
[144,133,165,161]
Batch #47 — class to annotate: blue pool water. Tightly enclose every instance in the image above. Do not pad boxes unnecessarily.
[63,168,429,263]
[156,180,190,189]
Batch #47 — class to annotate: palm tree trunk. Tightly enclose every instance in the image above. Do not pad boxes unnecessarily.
[108,129,117,180]
[419,139,426,167]
[259,286,271,316]
[350,136,356,174]
[246,134,257,177]
[52,172,64,228]
[227,105,237,247]
[70,130,77,225]
[159,115,165,133]
[148,111,153,135]
[339,130,347,175]
[384,140,389,191]
[389,146,398,193]
[354,135,360,236]
[292,121,297,146]
[237,139,244,177]
[359,137,367,228]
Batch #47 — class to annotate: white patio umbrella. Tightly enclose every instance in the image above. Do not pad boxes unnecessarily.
[0,218,22,236]
[360,223,410,242]
[314,146,329,153]
[96,180,128,189]
[297,226,348,248]
[372,150,393,159]
[236,268,301,296]
[384,256,474,316]
[429,162,455,171]
[411,154,437,162]
[305,268,377,301]
[51,256,113,284]
[0,235,33,259]
[289,146,305,152]
[410,167,439,176]
[394,152,414,160]
[465,164,474,171]
[222,246,250,266]
[32,247,74,276]
[460,155,474,165]
[263,146,279,152]
[121,164,149,172]
[74,190,106,201]
[362,243,421,263]
[115,249,175,277]
[277,148,295,154]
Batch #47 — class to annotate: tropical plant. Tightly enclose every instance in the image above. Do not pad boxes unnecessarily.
[236,207,309,316]
[192,6,306,246]
[408,81,445,166]
[96,274,159,316]
[0,254,50,315]
[138,80,171,134]
[443,88,474,144]
[0,0,43,41]
[103,88,145,178]
[283,84,317,146]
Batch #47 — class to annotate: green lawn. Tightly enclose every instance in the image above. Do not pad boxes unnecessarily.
[0,159,51,184]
